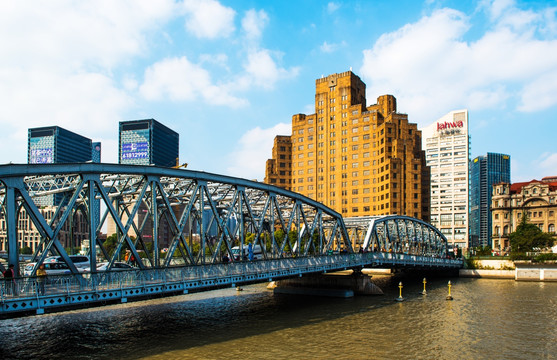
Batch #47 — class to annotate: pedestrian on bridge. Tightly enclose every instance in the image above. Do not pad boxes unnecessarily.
[248,243,254,261]
[36,264,47,295]
[3,264,16,296]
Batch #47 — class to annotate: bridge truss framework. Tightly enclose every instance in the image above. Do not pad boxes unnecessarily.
[0,164,461,316]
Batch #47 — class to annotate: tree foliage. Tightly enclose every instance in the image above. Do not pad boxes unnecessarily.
[20,246,32,255]
[472,246,492,256]
[104,233,118,257]
[510,215,555,253]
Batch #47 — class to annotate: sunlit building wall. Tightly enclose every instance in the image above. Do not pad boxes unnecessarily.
[422,110,470,250]
[265,71,430,220]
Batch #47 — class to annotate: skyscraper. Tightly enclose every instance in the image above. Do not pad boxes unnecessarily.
[28,126,92,164]
[91,142,101,163]
[23,126,96,248]
[470,153,511,248]
[422,110,470,250]
[119,119,179,167]
[265,71,430,220]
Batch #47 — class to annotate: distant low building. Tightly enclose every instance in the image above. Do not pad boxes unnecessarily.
[491,176,557,253]
[0,206,89,253]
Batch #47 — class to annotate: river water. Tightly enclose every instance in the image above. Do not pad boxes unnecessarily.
[0,276,555,360]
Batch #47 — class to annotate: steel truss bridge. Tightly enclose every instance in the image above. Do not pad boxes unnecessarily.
[0,164,461,316]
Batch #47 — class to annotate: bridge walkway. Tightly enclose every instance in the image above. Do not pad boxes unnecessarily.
[1,252,461,317]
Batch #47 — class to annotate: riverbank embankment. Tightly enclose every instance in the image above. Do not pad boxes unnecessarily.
[459,259,557,281]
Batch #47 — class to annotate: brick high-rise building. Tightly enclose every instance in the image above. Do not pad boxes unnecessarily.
[265,71,430,220]
[265,136,292,190]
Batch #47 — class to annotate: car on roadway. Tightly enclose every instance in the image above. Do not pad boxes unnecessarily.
[44,255,90,269]
[231,245,263,261]
[24,261,72,276]
[83,262,135,272]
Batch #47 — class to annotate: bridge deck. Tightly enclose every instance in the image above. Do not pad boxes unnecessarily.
[1,253,461,317]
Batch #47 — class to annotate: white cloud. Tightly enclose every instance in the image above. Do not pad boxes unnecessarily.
[242,49,300,90]
[0,0,176,70]
[0,69,132,163]
[538,153,557,174]
[242,9,269,41]
[518,70,557,111]
[327,2,341,14]
[320,41,346,53]
[485,0,515,21]
[199,53,229,68]
[226,123,291,180]
[360,3,557,125]
[140,56,247,107]
[182,0,236,39]
[0,1,179,164]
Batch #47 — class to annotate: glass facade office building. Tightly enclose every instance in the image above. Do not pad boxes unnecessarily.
[469,153,510,248]
[91,142,102,163]
[28,126,94,206]
[119,119,179,167]
[28,126,92,164]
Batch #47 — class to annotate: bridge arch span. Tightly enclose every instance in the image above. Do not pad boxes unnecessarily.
[0,163,352,274]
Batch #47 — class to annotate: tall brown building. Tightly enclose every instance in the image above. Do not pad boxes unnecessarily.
[265,71,430,220]
[265,135,292,190]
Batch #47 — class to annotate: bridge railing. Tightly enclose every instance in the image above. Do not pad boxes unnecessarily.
[1,253,462,302]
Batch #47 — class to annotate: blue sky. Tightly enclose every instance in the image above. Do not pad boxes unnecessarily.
[1,0,556,182]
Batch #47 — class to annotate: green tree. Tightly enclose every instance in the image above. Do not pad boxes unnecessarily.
[274,229,285,243]
[20,246,32,255]
[103,233,118,257]
[473,246,492,256]
[245,232,256,245]
[510,214,554,253]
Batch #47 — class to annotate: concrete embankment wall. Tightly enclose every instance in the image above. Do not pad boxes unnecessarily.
[459,269,515,279]
[514,262,557,282]
[274,272,384,297]
[460,260,557,281]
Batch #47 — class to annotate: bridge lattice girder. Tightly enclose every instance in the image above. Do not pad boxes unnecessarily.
[0,164,353,275]
[0,164,449,276]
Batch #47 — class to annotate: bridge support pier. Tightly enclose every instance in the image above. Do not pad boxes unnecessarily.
[273,270,384,297]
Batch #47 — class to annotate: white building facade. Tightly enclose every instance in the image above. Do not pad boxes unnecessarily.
[422,110,470,251]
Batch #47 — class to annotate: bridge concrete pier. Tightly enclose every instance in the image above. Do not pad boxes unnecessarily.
[271,270,384,297]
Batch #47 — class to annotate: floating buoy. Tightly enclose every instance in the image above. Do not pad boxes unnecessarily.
[395,281,405,302]
[446,280,453,300]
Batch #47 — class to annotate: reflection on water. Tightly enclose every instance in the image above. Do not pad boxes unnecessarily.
[0,277,556,360]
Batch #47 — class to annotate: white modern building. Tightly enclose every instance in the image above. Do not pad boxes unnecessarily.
[422,110,470,251]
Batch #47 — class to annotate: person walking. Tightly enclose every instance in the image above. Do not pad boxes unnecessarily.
[36,264,47,295]
[248,243,254,261]
[3,264,16,296]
